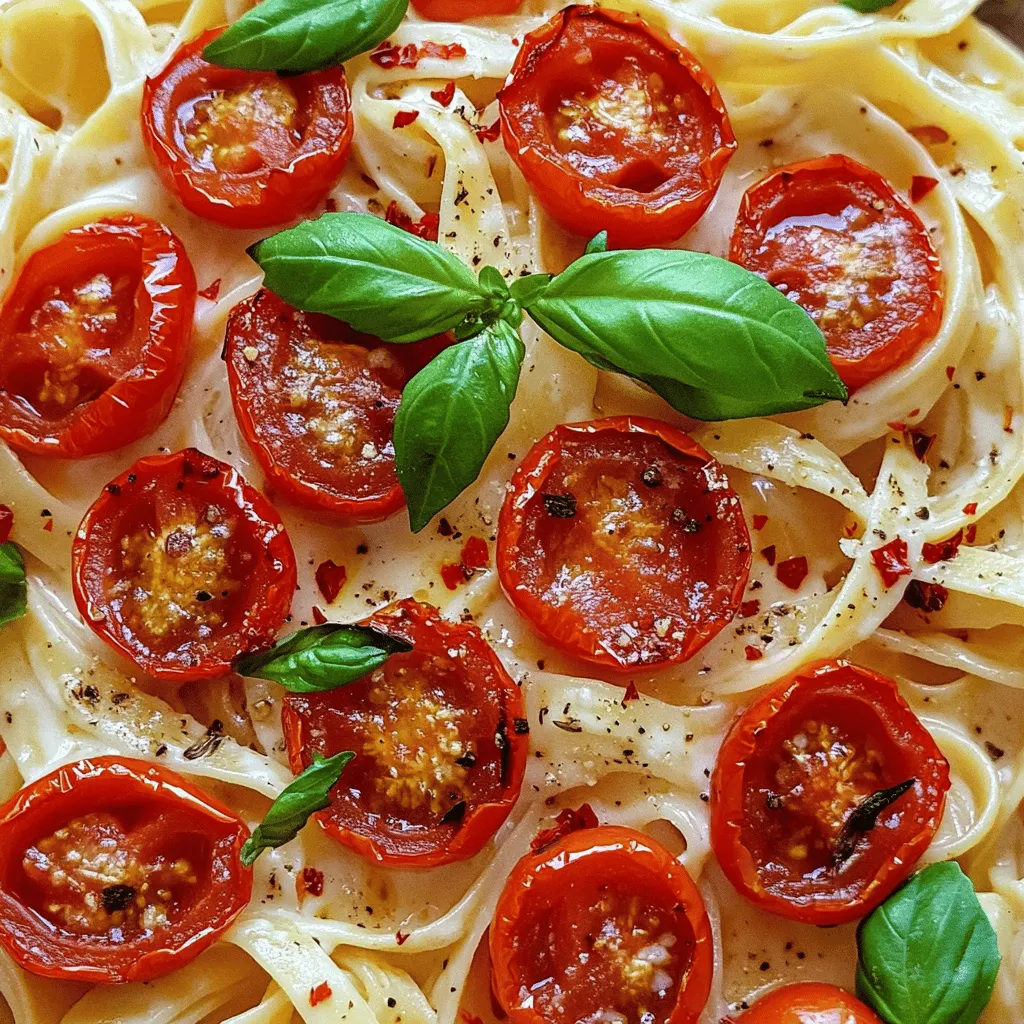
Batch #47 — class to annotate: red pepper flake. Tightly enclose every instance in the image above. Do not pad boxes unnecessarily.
[440,563,464,591]
[426,154,437,178]
[744,645,763,661]
[845,522,859,537]
[1004,405,1015,433]
[385,201,439,242]
[370,40,466,68]
[441,537,489,590]
[395,931,410,946]
[760,544,776,566]
[42,518,53,532]
[0,505,11,545]
[909,408,920,418]
[530,803,599,852]
[311,606,327,625]
[945,365,956,381]
[740,599,760,618]
[393,110,419,129]
[420,40,467,60]
[752,514,768,531]
[910,431,935,461]
[922,529,963,564]
[621,680,640,704]
[476,119,501,143]
[887,420,907,432]
[776,555,808,590]
[297,866,325,900]
[197,278,221,301]
[903,580,949,613]
[361,172,379,190]
[430,81,455,106]
[871,538,911,588]
[315,560,347,603]
[310,982,332,1007]
[966,524,977,544]
[963,502,978,515]
[910,175,939,203]
[909,124,950,145]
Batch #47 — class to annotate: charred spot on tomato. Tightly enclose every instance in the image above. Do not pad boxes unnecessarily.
[72,448,296,681]
[730,155,943,391]
[490,826,713,1024]
[281,599,526,866]
[497,418,750,671]
[710,661,950,925]
[498,6,735,246]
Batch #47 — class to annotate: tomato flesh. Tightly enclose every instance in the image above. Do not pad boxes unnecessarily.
[499,6,735,247]
[410,0,521,21]
[0,757,250,984]
[497,417,750,672]
[490,825,713,1024]
[710,660,949,925]
[0,216,195,457]
[729,983,881,1023]
[225,290,447,522]
[730,155,943,391]
[141,28,353,228]
[282,599,527,867]
[72,448,296,681]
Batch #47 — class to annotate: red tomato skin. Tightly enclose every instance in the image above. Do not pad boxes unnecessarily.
[729,154,943,391]
[224,290,448,523]
[490,825,714,1024]
[0,756,251,984]
[141,29,353,228]
[730,983,881,1023]
[71,448,296,682]
[499,6,736,248]
[710,660,950,925]
[282,599,527,868]
[411,0,520,21]
[496,416,751,672]
[0,215,195,458]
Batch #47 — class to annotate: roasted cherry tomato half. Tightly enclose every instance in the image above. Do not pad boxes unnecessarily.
[411,0,520,21]
[727,983,882,1023]
[497,417,750,672]
[224,290,449,523]
[282,599,527,867]
[490,824,713,1024]
[0,756,251,984]
[710,660,949,925]
[729,154,944,391]
[0,215,195,458]
[72,448,296,682]
[141,28,353,228]
[498,6,735,248]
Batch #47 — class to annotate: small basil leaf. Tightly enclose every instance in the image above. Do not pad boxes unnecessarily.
[584,231,609,255]
[841,0,897,11]
[394,319,525,532]
[203,0,407,73]
[509,273,552,308]
[478,264,510,298]
[235,624,412,691]
[856,861,1000,1024]
[526,248,847,421]
[249,213,495,343]
[241,751,354,866]
[0,543,27,629]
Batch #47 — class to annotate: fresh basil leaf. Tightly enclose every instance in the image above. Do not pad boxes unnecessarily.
[249,213,496,343]
[524,248,847,420]
[394,319,525,532]
[203,0,407,72]
[841,0,897,11]
[241,751,354,866]
[584,231,609,255]
[236,624,412,691]
[856,861,1000,1024]
[0,543,26,629]
[509,273,552,308]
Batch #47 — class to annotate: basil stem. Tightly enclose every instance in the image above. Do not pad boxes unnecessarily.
[203,0,407,73]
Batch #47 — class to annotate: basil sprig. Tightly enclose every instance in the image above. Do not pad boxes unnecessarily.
[241,751,354,866]
[248,213,846,531]
[856,862,1000,1024]
[236,623,411,691]
[841,0,898,11]
[203,0,407,73]
[0,543,27,629]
